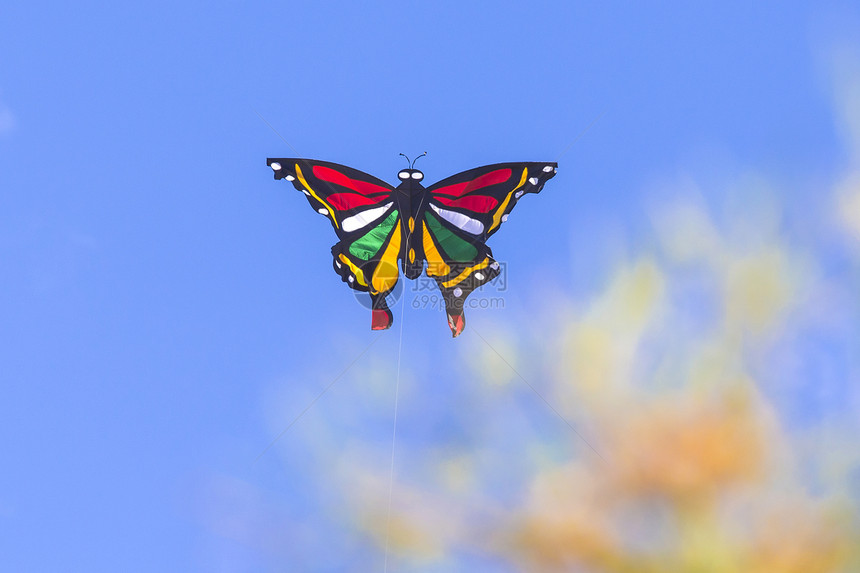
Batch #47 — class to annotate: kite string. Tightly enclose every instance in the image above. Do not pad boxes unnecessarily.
[383,185,426,571]
[383,280,408,572]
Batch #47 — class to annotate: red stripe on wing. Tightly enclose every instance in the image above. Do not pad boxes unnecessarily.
[313,165,391,197]
[432,168,512,197]
[434,195,499,212]
[327,192,387,211]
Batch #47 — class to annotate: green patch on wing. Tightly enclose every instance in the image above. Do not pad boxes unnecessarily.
[425,212,478,262]
[349,209,399,260]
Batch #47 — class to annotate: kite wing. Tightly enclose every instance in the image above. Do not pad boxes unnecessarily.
[421,162,558,337]
[425,162,557,241]
[267,158,396,237]
[267,158,403,330]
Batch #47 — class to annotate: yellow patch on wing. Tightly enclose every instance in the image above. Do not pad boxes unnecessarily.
[296,163,338,229]
[423,225,451,277]
[338,254,368,287]
[488,167,528,233]
[371,222,402,294]
[442,257,490,288]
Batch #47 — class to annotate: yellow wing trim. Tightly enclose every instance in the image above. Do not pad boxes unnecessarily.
[422,224,451,277]
[296,163,339,229]
[371,221,402,294]
[442,257,490,289]
[488,167,528,233]
[338,254,368,287]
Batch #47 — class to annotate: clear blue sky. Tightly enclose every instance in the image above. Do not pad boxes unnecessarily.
[1,1,858,570]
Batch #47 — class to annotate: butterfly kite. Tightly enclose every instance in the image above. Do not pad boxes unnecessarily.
[267,156,557,337]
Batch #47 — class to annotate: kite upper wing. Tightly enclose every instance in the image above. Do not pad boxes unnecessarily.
[424,162,557,242]
[267,158,396,240]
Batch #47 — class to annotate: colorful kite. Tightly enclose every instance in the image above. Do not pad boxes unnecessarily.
[267,156,557,337]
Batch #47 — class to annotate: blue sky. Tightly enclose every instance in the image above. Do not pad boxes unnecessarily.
[2,1,859,571]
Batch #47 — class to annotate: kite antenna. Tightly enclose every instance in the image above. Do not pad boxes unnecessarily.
[410,151,427,169]
[398,153,411,167]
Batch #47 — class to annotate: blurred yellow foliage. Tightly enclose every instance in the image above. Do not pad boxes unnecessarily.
[607,390,764,499]
[724,249,792,336]
[836,173,860,242]
[562,260,665,398]
[500,205,858,572]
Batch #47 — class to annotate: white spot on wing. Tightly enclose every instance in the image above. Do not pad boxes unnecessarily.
[341,202,394,233]
[318,208,328,215]
[542,165,553,172]
[501,214,509,222]
[515,190,524,198]
[430,204,484,235]
[286,174,295,181]
[335,260,342,268]
[474,272,484,281]
[528,177,539,185]
[453,287,463,297]
[270,162,282,171]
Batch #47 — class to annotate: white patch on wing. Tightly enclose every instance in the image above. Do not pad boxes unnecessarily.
[430,204,484,235]
[341,202,393,233]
